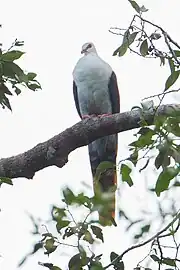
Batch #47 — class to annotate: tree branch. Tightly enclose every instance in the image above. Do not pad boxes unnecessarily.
[0,103,179,180]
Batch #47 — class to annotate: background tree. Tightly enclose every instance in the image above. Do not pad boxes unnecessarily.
[0,1,180,270]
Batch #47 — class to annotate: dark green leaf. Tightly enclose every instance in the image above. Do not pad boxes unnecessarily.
[95,161,115,182]
[52,267,62,270]
[63,226,77,239]
[155,147,170,169]
[140,39,148,56]
[68,254,86,270]
[113,43,128,57]
[91,225,104,242]
[63,188,75,204]
[0,177,13,186]
[168,59,175,74]
[14,86,21,95]
[56,220,70,232]
[0,83,12,95]
[27,72,37,80]
[2,96,12,110]
[27,83,41,91]
[110,252,124,270]
[173,50,180,57]
[44,239,57,255]
[160,56,165,66]
[164,70,180,91]
[141,224,150,233]
[120,164,133,186]
[83,230,94,244]
[128,0,141,13]
[2,61,23,79]
[1,50,24,61]
[155,167,179,196]
[32,242,43,254]
[113,32,138,57]
[150,254,160,262]
[128,150,138,166]
[126,31,139,45]
[162,258,176,267]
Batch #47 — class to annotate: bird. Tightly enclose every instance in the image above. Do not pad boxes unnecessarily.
[72,42,120,225]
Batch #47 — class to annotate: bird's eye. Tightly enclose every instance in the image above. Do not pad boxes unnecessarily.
[86,44,92,49]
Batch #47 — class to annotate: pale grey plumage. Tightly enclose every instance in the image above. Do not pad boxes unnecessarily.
[73,43,113,116]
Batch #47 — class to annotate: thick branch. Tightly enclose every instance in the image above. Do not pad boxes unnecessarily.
[0,104,179,179]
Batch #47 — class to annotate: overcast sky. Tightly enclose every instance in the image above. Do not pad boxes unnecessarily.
[0,0,180,269]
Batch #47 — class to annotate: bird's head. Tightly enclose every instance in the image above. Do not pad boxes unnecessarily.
[81,42,97,55]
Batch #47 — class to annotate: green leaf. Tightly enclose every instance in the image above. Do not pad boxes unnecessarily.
[83,230,94,244]
[155,167,179,196]
[164,70,180,91]
[141,224,150,233]
[126,31,139,45]
[1,50,24,61]
[160,56,165,66]
[0,177,13,186]
[95,161,115,182]
[128,0,141,13]
[68,253,89,270]
[32,242,43,254]
[110,252,124,270]
[27,83,41,91]
[27,72,37,80]
[113,43,128,57]
[113,32,138,56]
[44,239,57,255]
[91,225,104,242]
[162,258,176,267]
[2,61,23,79]
[140,39,148,56]
[0,83,12,95]
[14,86,21,95]
[63,188,75,204]
[150,254,160,262]
[56,220,70,232]
[168,59,175,74]
[2,96,12,110]
[120,164,133,186]
[52,267,62,270]
[173,50,180,57]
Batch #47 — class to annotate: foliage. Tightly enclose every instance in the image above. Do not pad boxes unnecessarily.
[1,1,180,270]
[0,30,41,111]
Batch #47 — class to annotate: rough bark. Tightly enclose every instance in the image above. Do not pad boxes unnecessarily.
[0,104,179,180]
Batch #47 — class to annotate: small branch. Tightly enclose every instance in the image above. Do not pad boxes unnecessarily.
[104,209,180,269]
[142,89,180,101]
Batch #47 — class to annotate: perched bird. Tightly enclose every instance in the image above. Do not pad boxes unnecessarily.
[73,42,120,225]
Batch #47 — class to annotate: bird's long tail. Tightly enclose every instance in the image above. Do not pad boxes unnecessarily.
[88,134,118,226]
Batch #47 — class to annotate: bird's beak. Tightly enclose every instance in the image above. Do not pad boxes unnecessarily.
[81,49,86,54]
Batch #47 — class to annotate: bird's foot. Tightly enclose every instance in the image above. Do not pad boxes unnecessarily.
[97,113,112,118]
[82,114,96,119]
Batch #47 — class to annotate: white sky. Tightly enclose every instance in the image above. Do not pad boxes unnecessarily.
[0,0,180,269]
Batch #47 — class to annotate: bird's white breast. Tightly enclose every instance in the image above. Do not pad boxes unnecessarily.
[73,54,113,115]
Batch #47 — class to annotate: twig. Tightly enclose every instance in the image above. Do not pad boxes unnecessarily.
[142,89,180,101]
[104,210,180,269]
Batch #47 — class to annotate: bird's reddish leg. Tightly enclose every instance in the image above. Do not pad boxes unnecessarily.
[82,114,96,119]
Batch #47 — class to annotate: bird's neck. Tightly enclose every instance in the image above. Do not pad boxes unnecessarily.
[85,52,98,56]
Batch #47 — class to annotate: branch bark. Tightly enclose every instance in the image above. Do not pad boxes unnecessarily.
[0,103,179,180]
